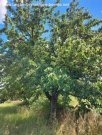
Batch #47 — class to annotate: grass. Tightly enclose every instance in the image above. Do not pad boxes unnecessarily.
[0,98,56,135]
[0,98,102,135]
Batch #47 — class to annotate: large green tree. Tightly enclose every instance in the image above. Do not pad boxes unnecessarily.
[0,0,102,120]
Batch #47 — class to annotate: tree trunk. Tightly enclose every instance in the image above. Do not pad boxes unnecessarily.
[44,91,58,122]
[50,92,58,122]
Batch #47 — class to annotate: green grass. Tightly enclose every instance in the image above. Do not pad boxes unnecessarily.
[0,99,56,135]
[0,98,102,135]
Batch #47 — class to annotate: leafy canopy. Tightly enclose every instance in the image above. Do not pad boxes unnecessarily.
[0,0,102,110]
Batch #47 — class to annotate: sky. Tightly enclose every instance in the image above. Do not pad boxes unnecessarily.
[0,0,7,24]
[0,0,102,39]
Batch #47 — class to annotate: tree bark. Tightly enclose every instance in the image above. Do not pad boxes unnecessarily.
[50,92,58,122]
[45,91,51,101]
[44,91,58,122]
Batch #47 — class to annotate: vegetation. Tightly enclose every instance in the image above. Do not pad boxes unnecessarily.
[0,0,102,133]
[0,100,102,135]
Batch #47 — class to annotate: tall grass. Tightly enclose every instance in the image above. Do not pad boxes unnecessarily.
[0,99,102,135]
[56,111,102,135]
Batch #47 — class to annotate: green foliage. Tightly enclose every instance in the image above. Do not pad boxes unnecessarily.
[0,0,102,114]
[40,67,72,94]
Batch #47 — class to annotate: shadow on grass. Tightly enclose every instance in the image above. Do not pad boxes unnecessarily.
[0,106,18,115]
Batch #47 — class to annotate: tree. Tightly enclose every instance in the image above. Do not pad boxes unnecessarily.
[0,0,102,120]
[41,0,102,119]
[0,0,50,99]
